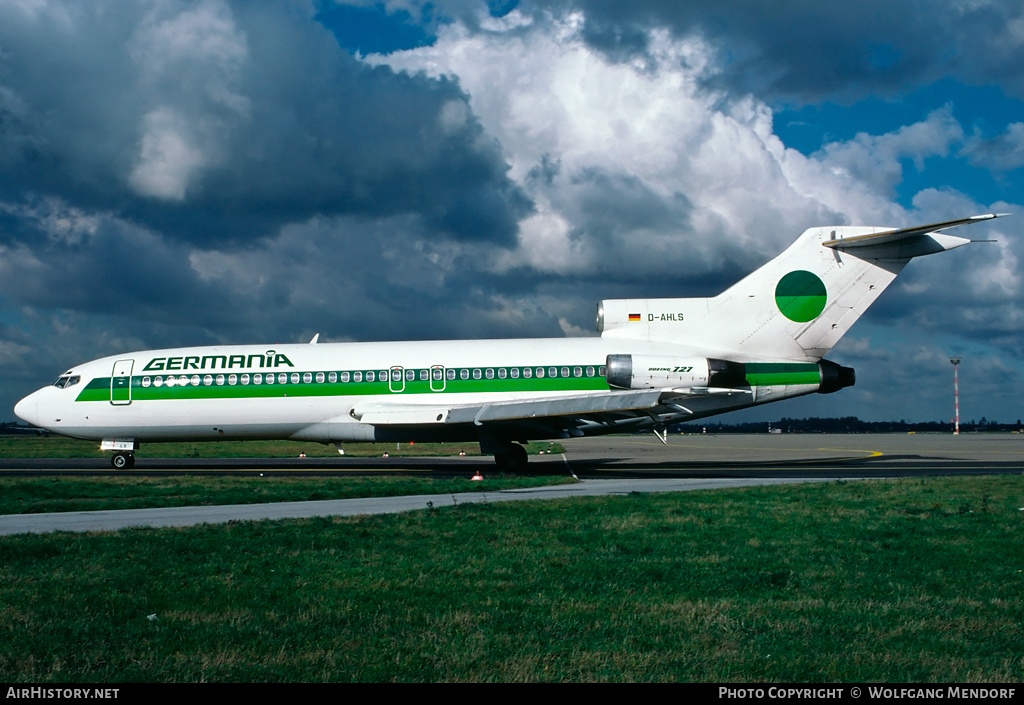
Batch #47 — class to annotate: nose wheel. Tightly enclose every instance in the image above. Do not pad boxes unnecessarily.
[111,451,135,469]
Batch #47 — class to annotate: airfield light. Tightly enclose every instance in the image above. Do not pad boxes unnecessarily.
[950,357,962,435]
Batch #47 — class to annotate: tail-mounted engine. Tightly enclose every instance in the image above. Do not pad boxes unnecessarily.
[817,359,856,394]
[606,354,855,394]
[606,354,746,390]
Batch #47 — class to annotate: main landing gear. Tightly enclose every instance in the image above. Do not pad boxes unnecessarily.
[111,451,135,469]
[492,442,528,470]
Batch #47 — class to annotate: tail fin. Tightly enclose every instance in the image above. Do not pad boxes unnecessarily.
[599,214,1005,361]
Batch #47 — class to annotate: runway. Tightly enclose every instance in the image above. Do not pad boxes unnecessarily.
[2,432,1023,478]
[1,433,1022,535]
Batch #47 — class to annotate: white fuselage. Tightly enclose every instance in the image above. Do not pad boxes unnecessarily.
[13,336,819,446]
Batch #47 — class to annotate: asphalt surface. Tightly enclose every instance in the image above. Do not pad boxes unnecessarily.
[1,433,1021,535]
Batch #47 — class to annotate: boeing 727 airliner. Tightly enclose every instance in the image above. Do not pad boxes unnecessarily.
[14,214,1005,468]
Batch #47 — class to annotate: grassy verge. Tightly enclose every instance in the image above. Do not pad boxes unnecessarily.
[0,436,561,458]
[0,474,575,515]
[1,475,1022,682]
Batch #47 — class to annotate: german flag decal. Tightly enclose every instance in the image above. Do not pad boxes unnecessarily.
[628,313,642,322]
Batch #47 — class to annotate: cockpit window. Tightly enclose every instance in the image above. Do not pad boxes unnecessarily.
[52,375,82,389]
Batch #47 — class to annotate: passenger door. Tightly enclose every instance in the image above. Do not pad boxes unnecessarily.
[110,359,134,405]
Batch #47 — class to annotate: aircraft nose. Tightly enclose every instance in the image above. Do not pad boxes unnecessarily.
[14,391,41,427]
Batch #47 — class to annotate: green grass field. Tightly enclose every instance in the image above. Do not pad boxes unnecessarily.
[1,475,1022,682]
[0,475,574,515]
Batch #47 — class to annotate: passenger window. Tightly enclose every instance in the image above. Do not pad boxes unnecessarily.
[586,366,595,377]
[241,374,250,385]
[460,369,469,380]
[303,372,312,384]
[216,375,226,385]
[485,368,494,379]
[473,369,482,379]
[446,368,455,380]
[561,367,569,378]
[204,375,213,386]
[406,369,415,381]
[154,377,164,387]
[266,374,275,385]
[353,371,362,383]
[549,367,558,378]
[510,368,519,379]
[254,373,263,384]
[340,372,350,383]
[142,377,151,387]
[191,375,200,386]
[523,367,532,378]
[228,374,237,385]
[279,373,288,384]
[419,369,428,381]
[367,371,375,382]
[328,372,337,383]
[574,367,582,377]
[290,373,299,384]
[316,372,325,383]
[536,368,544,378]
[498,368,507,379]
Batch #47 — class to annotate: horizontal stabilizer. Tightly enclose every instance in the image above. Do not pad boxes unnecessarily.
[823,213,1007,249]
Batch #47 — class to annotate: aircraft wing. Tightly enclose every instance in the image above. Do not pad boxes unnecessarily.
[354,390,662,425]
[351,387,750,437]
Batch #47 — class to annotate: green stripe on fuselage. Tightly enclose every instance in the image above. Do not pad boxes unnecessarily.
[744,362,820,386]
[75,367,610,402]
[73,360,824,402]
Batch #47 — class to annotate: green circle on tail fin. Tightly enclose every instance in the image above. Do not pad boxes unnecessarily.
[775,270,827,322]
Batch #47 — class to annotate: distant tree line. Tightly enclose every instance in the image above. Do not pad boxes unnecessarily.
[673,416,1024,434]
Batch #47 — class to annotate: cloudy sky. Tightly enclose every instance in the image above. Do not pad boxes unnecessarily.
[2,0,1022,426]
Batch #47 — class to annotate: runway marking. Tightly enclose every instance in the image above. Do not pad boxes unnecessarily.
[612,439,886,461]
[562,454,577,479]
[817,448,884,459]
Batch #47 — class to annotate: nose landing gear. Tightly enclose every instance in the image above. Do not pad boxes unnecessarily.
[111,451,135,469]
[101,440,138,470]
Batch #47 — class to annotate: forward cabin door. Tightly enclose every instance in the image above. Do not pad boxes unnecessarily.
[110,359,134,405]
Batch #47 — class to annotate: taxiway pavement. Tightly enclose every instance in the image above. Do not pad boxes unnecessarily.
[1,433,1021,535]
